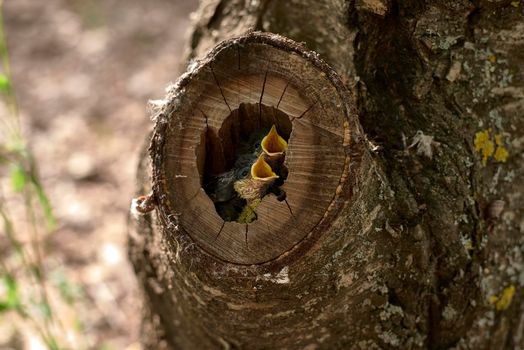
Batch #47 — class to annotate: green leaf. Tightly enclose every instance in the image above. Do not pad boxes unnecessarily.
[32,179,56,230]
[0,302,8,312]
[0,274,20,311]
[45,336,61,350]
[0,40,6,57]
[6,277,19,308]
[0,206,23,256]
[0,149,9,164]
[74,317,84,332]
[0,74,10,93]
[25,163,56,230]
[98,343,116,350]
[10,164,26,192]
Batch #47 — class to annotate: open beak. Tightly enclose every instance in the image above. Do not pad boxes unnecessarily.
[234,156,278,200]
[261,125,288,156]
[251,155,279,181]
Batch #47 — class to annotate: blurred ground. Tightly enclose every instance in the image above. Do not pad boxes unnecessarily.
[2,0,198,348]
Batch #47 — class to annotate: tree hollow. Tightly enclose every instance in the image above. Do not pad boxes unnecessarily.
[152,33,354,265]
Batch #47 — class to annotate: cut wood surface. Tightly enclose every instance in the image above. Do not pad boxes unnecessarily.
[151,32,357,264]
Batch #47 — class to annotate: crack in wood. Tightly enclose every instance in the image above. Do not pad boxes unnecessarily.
[269,106,278,126]
[236,45,241,107]
[264,206,273,237]
[197,107,209,127]
[245,224,249,248]
[291,100,317,122]
[284,198,295,219]
[213,221,225,242]
[210,65,232,112]
[259,67,269,124]
[292,117,345,140]
[276,81,289,109]
[236,44,241,70]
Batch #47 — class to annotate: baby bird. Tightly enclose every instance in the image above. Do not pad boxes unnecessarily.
[205,168,246,203]
[205,125,288,222]
[234,125,288,202]
[233,155,279,201]
[260,124,288,176]
[205,129,267,203]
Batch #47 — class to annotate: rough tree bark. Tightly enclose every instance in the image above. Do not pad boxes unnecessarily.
[128,0,524,349]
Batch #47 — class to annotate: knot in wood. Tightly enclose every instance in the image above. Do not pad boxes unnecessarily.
[150,32,358,265]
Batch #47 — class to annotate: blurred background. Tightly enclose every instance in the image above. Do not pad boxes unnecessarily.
[1,0,198,348]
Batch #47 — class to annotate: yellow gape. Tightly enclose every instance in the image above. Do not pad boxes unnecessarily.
[261,125,288,156]
[251,155,278,180]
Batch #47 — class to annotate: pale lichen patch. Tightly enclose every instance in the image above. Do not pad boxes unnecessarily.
[442,304,458,320]
[361,204,382,235]
[379,302,404,321]
[259,266,290,284]
[357,340,381,349]
[378,330,401,347]
[337,270,355,289]
[264,310,295,319]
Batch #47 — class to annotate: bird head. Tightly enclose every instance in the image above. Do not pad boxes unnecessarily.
[234,155,278,201]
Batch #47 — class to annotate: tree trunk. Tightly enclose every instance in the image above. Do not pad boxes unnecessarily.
[128,0,524,349]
